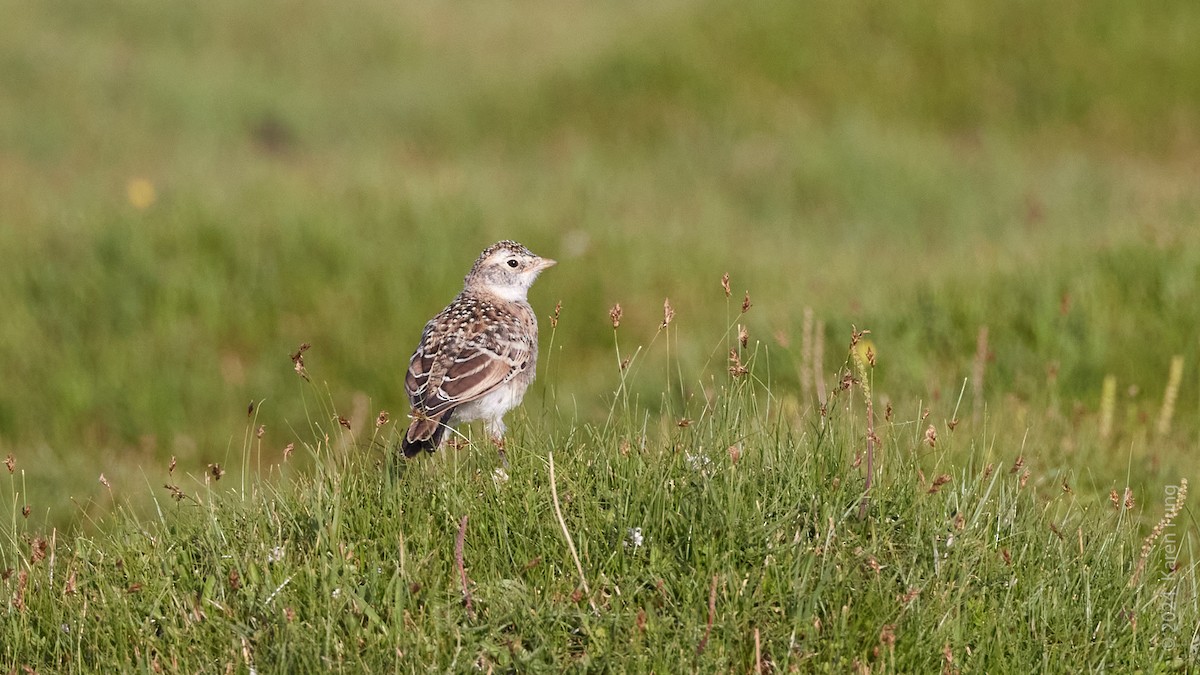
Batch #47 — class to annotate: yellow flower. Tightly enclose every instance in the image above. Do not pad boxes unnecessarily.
[126,178,156,210]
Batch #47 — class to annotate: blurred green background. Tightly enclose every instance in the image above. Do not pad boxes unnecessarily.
[2,0,1198,520]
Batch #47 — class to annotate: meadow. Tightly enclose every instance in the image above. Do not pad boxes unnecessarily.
[1,0,1199,670]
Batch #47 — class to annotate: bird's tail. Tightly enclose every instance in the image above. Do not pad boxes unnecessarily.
[401,409,453,457]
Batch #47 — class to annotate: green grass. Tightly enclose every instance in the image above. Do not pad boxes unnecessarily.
[2,348,1196,670]
[2,0,1200,669]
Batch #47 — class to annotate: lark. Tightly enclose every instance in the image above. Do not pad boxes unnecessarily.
[401,240,556,459]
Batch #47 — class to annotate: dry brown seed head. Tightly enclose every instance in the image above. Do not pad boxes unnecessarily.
[840,371,855,391]
[5,453,14,473]
[21,505,30,518]
[885,402,893,421]
[729,349,748,377]
[99,474,111,489]
[291,343,311,380]
[609,303,622,329]
[550,300,562,328]
[662,298,675,327]
[928,474,951,494]
[1020,468,1031,488]
[741,291,752,313]
[947,418,959,431]
[953,512,965,530]
[30,537,47,563]
[898,587,920,604]
[1001,548,1012,565]
[337,416,351,431]
[376,410,390,427]
[727,445,741,464]
[165,484,186,502]
[921,408,931,422]
[1124,487,1135,509]
[247,401,255,417]
[208,464,225,480]
[168,456,177,474]
[721,272,731,298]
[738,323,749,349]
[676,418,691,428]
[228,569,241,591]
[1110,489,1120,508]
[1010,456,1025,474]
[983,463,994,479]
[880,624,896,649]
[256,425,265,439]
[925,425,938,447]
[1062,480,1072,494]
[283,442,295,460]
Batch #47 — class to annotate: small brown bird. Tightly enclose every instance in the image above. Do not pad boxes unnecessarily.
[401,240,556,458]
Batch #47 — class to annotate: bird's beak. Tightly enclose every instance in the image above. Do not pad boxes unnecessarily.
[536,257,557,270]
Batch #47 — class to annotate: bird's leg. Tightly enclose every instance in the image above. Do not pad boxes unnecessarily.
[486,419,509,468]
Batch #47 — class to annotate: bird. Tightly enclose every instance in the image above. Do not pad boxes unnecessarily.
[401,240,556,460]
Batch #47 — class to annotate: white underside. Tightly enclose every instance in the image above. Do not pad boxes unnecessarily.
[453,379,530,439]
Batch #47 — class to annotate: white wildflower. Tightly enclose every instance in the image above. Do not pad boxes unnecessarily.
[492,467,510,487]
[268,546,285,563]
[626,527,644,549]
[685,452,713,473]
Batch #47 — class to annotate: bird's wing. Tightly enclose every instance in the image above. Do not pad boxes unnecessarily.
[405,318,532,417]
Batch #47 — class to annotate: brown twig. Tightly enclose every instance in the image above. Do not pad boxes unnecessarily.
[697,574,718,654]
[456,514,474,619]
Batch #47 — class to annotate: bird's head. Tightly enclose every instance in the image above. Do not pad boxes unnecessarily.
[465,240,556,301]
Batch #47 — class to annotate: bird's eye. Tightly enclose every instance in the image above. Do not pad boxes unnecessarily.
[506,259,519,268]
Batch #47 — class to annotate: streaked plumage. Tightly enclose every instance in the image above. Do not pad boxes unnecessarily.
[401,240,556,458]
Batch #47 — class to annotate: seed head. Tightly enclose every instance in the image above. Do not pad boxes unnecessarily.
[662,298,675,327]
[609,303,622,329]
[4,453,13,473]
[376,410,390,427]
[729,349,748,378]
[1010,456,1025,474]
[927,474,951,494]
[550,300,562,328]
[924,425,938,447]
[738,324,749,349]
[291,343,311,381]
[721,272,731,298]
[741,291,752,313]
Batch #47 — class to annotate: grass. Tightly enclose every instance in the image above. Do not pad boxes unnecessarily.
[2,0,1200,669]
[2,327,1196,670]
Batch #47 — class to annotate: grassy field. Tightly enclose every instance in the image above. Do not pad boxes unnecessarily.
[2,0,1199,670]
